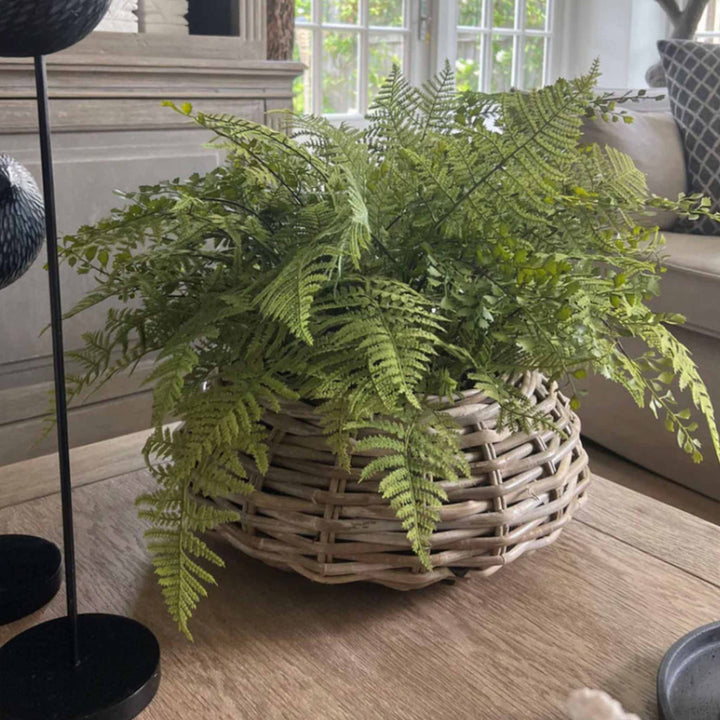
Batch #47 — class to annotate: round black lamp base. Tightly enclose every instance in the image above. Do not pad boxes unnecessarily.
[0,613,161,720]
[0,534,62,625]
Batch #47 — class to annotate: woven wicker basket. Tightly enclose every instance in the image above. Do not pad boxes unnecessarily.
[211,371,591,588]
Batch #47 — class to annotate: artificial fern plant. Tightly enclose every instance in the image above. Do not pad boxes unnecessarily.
[61,64,720,638]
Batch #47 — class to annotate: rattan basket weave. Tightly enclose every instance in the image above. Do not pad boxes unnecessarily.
[210,371,591,588]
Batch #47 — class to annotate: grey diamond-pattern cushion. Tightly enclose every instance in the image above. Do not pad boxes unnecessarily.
[658,39,720,236]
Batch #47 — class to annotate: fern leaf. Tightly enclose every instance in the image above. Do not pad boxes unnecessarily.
[256,246,334,344]
[418,59,456,138]
[352,410,467,568]
[148,345,199,425]
[138,483,237,640]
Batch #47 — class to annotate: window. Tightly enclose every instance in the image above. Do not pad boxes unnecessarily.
[294,1,412,118]
[293,0,557,119]
[698,1,720,44]
[455,0,554,92]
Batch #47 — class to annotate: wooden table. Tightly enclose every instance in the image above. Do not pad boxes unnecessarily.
[1,470,718,719]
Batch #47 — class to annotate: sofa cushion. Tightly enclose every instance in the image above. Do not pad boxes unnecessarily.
[653,231,720,337]
[581,110,685,230]
[658,39,720,235]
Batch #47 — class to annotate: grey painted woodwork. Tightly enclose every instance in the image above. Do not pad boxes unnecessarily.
[0,33,302,465]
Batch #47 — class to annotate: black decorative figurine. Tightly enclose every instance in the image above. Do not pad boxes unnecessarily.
[0,2,161,719]
[0,155,46,290]
[0,0,113,57]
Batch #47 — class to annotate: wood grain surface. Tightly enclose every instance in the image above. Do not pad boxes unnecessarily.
[577,475,720,589]
[0,429,150,509]
[1,471,718,720]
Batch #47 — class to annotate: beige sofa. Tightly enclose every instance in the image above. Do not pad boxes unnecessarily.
[580,107,720,500]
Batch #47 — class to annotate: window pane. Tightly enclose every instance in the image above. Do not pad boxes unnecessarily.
[456,32,483,92]
[458,0,483,27]
[322,31,359,113]
[698,0,720,34]
[323,0,359,24]
[711,1,720,32]
[525,0,547,30]
[493,0,516,28]
[369,0,403,27]
[296,0,312,23]
[293,28,313,113]
[523,36,545,89]
[368,32,404,103]
[491,34,513,91]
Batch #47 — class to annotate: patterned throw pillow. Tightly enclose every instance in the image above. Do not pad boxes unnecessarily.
[658,39,720,235]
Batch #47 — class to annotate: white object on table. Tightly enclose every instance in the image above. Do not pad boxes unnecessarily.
[567,689,642,720]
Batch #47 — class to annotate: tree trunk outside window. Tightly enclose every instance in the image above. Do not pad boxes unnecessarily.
[267,0,294,60]
[647,0,712,86]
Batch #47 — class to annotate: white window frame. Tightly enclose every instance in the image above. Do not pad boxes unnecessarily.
[432,0,565,89]
[697,0,720,42]
[295,1,419,121]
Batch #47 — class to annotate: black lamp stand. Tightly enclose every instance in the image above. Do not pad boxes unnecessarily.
[0,57,160,720]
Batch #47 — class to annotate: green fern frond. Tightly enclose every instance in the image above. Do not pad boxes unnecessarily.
[137,482,238,640]
[62,63,720,638]
[352,410,468,567]
[148,345,199,425]
[256,245,335,344]
[313,279,445,409]
[641,324,719,462]
[366,65,421,152]
[339,172,372,268]
[418,59,456,138]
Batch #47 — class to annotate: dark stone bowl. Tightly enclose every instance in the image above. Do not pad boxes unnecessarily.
[0,0,112,57]
[658,621,720,720]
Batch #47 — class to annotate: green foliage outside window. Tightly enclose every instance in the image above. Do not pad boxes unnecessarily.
[296,0,311,19]
[61,66,720,638]
[526,0,547,29]
[368,33,403,104]
[322,30,359,113]
[493,0,515,27]
[455,53,481,94]
[294,0,405,114]
[456,0,549,92]
[369,0,403,25]
[491,35,513,91]
[292,30,310,113]
[323,0,359,23]
[458,0,483,25]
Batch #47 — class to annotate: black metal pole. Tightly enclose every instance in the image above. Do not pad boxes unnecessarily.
[33,54,79,667]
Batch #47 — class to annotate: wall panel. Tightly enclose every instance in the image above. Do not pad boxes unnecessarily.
[0,34,302,464]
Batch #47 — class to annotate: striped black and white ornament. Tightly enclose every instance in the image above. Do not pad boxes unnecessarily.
[0,155,45,291]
